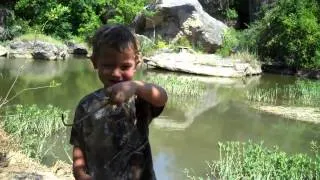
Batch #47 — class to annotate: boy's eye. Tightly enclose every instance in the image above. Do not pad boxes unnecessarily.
[121,64,133,70]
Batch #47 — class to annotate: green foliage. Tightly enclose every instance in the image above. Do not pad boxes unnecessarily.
[254,0,320,69]
[224,8,238,21]
[216,28,240,57]
[0,11,27,41]
[67,0,103,40]
[174,36,192,48]
[13,0,150,40]
[42,4,72,39]
[1,104,69,160]
[185,141,320,179]
[105,0,148,25]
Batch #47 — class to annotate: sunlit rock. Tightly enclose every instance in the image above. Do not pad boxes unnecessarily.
[144,52,262,77]
[133,0,228,52]
[8,40,68,60]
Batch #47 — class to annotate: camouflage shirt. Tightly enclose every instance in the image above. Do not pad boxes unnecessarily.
[70,89,164,180]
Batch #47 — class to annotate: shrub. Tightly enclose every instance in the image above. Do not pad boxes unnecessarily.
[255,0,320,69]
[13,0,150,40]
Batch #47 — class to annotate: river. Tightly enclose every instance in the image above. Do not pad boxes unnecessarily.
[0,58,319,179]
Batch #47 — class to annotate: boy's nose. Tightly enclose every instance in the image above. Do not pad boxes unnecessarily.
[111,68,121,78]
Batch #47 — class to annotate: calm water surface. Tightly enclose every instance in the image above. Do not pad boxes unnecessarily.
[0,59,319,179]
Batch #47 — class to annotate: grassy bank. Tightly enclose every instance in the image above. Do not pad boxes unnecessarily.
[185,141,320,179]
[0,104,69,161]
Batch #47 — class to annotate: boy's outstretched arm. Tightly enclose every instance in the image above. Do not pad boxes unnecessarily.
[134,81,167,107]
[106,81,167,107]
[73,146,92,180]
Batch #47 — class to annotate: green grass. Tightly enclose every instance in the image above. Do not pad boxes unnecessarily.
[14,33,64,46]
[185,141,320,179]
[145,74,207,111]
[145,74,206,97]
[247,80,320,107]
[1,104,69,161]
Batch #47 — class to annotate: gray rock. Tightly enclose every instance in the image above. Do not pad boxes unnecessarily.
[66,42,88,56]
[134,0,228,52]
[8,40,68,60]
[144,52,261,77]
[0,45,7,56]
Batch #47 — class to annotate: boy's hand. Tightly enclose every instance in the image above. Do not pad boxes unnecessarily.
[106,81,137,105]
[106,81,167,107]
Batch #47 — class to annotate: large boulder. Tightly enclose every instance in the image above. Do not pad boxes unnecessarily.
[9,40,68,60]
[144,52,262,77]
[134,0,228,53]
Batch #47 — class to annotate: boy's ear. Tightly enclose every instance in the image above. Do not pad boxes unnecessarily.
[90,56,98,69]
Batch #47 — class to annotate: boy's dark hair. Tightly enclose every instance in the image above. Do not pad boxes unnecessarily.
[90,25,140,63]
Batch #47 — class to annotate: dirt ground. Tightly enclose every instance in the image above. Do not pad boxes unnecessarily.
[0,128,73,180]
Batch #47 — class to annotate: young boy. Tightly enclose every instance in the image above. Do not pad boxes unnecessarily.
[70,25,167,180]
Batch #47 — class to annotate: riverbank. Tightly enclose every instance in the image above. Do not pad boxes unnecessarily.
[262,64,320,80]
[0,128,73,180]
[251,105,320,124]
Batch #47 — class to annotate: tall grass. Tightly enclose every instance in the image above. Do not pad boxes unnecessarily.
[145,74,207,111]
[1,104,69,161]
[185,141,320,179]
[145,74,206,97]
[247,80,320,106]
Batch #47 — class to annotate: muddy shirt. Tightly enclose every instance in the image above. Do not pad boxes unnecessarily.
[70,89,164,180]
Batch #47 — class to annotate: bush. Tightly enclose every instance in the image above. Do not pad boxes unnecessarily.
[255,0,320,69]
[12,0,150,40]
[216,28,241,57]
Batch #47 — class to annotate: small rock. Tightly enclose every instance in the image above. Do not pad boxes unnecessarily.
[66,42,88,56]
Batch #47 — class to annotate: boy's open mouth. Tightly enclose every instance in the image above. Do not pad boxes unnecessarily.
[108,80,123,85]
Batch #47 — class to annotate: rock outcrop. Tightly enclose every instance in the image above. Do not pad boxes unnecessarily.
[8,40,68,60]
[144,52,262,77]
[134,0,228,53]
[0,45,7,56]
[66,42,89,56]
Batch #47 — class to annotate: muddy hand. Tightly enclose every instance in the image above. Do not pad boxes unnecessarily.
[106,81,137,105]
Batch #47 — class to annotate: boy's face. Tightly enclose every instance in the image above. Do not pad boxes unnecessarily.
[92,47,137,88]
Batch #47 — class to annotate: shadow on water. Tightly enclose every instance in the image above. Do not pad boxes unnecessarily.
[0,59,319,180]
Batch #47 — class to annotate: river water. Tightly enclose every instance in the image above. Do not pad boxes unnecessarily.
[0,58,319,179]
